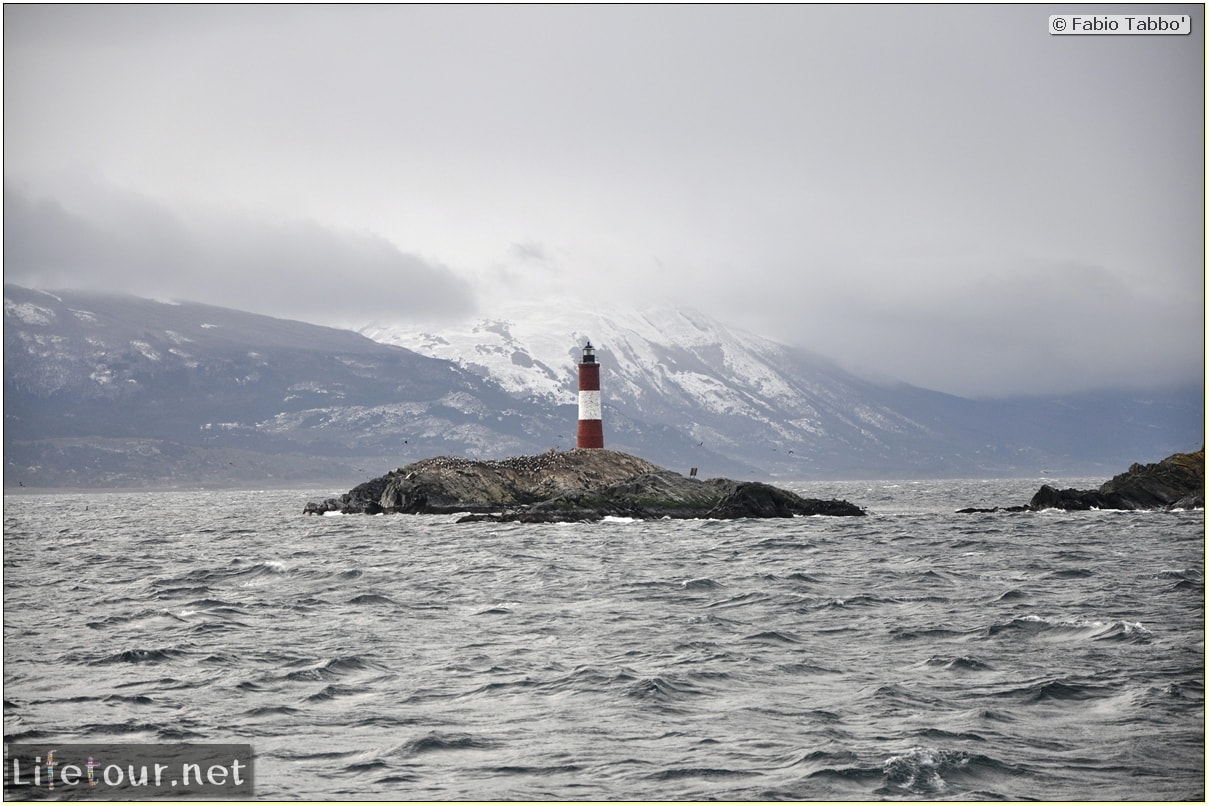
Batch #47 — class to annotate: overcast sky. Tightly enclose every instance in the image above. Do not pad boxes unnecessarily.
[4,4,1204,397]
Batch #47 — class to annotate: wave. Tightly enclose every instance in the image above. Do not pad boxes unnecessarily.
[985,614,1152,643]
[400,732,496,755]
[1157,567,1203,581]
[284,655,385,681]
[347,593,398,605]
[870,683,945,709]
[881,747,960,794]
[705,591,774,608]
[101,693,156,705]
[878,747,953,794]
[350,714,425,729]
[269,747,359,762]
[773,661,843,675]
[646,766,758,780]
[113,676,184,690]
[622,580,680,592]
[913,569,960,583]
[891,626,969,641]
[1087,620,1154,642]
[342,758,388,772]
[751,537,819,550]
[742,630,800,644]
[85,609,190,628]
[1157,567,1205,591]
[150,560,289,589]
[805,764,885,784]
[306,683,365,702]
[998,677,1114,703]
[243,704,303,717]
[89,647,189,665]
[150,585,213,599]
[822,593,903,609]
[458,678,540,698]
[1047,567,1094,578]
[485,763,585,776]
[787,748,860,770]
[925,655,994,671]
[181,597,243,610]
[624,674,706,702]
[879,745,1023,797]
[188,621,246,634]
[78,721,165,737]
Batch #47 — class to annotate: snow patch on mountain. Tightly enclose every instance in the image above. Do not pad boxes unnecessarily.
[360,304,821,414]
[5,300,57,326]
[355,302,944,474]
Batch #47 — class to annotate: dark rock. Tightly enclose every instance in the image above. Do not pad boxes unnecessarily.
[1173,491,1205,509]
[303,498,342,515]
[707,481,865,519]
[796,496,869,517]
[955,506,1029,513]
[708,482,801,519]
[1097,450,1205,510]
[960,449,1204,513]
[1030,450,1204,511]
[316,449,866,522]
[1028,484,1112,511]
[458,509,603,524]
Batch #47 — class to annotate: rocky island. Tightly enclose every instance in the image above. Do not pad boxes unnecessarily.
[304,449,865,522]
[959,449,1204,513]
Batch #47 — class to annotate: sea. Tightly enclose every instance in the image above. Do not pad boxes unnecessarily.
[3,478,1204,801]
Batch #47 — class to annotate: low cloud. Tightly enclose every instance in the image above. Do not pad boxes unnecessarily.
[732,255,1204,397]
[3,180,477,327]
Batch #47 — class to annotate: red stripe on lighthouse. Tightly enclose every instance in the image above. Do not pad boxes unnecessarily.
[577,341,604,449]
[577,418,603,449]
[578,363,600,392]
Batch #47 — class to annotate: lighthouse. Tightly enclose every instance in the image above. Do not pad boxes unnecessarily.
[576,340,604,449]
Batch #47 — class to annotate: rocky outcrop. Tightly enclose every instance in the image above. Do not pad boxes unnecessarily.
[1096,449,1205,510]
[304,449,865,521]
[958,449,1204,513]
[1026,485,1119,511]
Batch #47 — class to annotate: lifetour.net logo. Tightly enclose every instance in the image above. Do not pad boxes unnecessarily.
[4,743,254,800]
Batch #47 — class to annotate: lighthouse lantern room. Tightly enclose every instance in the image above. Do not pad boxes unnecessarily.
[576,340,604,449]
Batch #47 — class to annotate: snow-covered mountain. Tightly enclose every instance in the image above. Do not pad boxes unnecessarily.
[361,305,922,474]
[5,285,1199,488]
[359,304,1203,478]
[366,305,876,417]
[3,286,570,487]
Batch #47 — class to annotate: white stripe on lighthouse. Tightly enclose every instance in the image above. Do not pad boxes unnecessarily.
[578,390,602,421]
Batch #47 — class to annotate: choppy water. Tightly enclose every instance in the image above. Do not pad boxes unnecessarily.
[4,479,1204,800]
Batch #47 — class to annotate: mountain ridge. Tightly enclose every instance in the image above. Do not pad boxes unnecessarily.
[358,302,1203,478]
[4,285,1202,488]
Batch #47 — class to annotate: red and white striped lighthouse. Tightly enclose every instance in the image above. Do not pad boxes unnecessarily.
[576,340,604,449]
